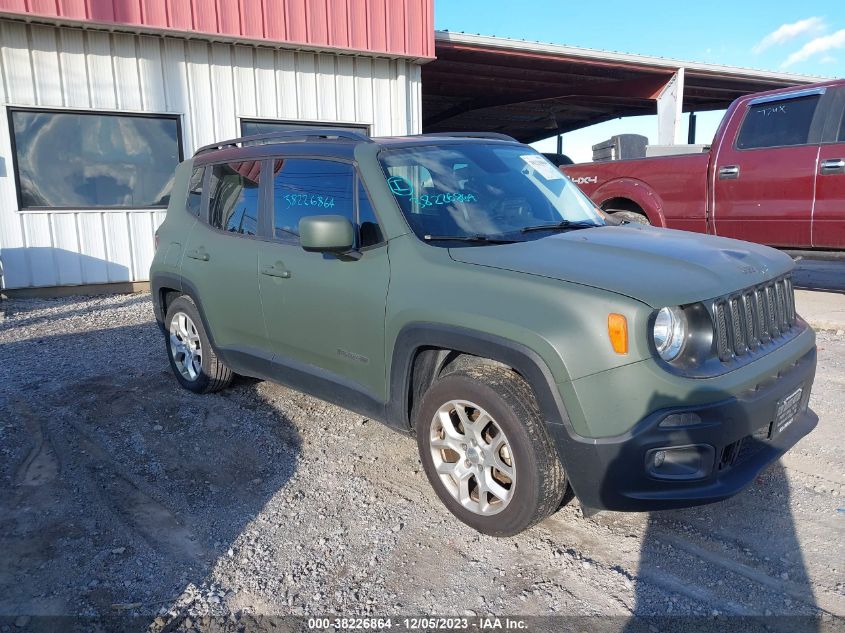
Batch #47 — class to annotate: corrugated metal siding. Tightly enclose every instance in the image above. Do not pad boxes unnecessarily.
[0,0,435,59]
[0,18,423,289]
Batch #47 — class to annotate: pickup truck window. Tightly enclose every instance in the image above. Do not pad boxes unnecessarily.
[736,95,820,150]
[379,144,604,243]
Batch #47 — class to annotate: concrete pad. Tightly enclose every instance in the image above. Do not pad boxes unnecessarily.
[795,289,845,332]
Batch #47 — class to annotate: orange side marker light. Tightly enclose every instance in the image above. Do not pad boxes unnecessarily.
[608,313,628,355]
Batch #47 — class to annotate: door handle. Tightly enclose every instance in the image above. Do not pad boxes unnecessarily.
[820,158,845,175]
[261,263,291,279]
[186,248,209,262]
[718,165,740,180]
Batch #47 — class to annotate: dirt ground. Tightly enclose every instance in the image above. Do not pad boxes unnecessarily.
[0,294,843,630]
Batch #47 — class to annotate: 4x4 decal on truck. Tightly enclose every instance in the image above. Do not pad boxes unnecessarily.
[569,175,598,185]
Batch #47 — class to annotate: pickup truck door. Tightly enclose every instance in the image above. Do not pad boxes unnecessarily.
[813,90,845,249]
[257,158,390,403]
[711,89,826,248]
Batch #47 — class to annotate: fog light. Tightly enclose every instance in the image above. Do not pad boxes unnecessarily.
[645,444,715,480]
[659,412,703,428]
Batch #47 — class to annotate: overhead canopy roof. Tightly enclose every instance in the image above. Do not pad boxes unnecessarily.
[422,32,828,143]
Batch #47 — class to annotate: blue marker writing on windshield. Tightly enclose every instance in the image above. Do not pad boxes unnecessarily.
[387,176,414,196]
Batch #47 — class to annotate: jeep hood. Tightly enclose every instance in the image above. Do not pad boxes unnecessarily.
[448,225,794,308]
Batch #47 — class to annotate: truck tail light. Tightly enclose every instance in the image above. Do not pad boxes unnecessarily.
[154,232,160,251]
[607,313,628,354]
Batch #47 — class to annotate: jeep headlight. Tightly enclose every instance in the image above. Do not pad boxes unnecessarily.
[653,306,687,361]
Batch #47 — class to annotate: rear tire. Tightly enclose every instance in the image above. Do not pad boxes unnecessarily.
[608,209,650,225]
[164,295,232,394]
[416,365,566,536]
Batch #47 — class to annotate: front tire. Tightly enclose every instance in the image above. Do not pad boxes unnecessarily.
[164,295,232,394]
[416,365,566,536]
[607,209,650,225]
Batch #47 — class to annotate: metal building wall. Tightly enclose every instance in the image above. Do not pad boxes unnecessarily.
[0,0,435,60]
[0,18,423,289]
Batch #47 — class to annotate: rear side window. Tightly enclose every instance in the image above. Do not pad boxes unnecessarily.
[271,159,354,241]
[186,167,204,217]
[208,161,261,236]
[736,95,820,150]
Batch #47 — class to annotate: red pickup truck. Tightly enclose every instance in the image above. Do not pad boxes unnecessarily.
[562,79,845,250]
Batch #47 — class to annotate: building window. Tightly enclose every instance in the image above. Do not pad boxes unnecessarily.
[8,109,182,210]
[736,95,820,150]
[240,119,369,138]
[208,161,261,236]
[271,159,355,242]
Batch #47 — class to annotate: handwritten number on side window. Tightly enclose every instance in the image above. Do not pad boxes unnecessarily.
[284,194,336,209]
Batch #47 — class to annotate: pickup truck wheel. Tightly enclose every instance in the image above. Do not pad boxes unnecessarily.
[608,209,650,225]
[165,296,232,394]
[416,366,566,536]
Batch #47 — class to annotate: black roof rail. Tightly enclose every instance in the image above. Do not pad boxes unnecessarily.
[422,131,519,142]
[194,128,372,157]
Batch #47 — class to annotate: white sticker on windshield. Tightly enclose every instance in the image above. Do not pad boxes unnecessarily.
[520,154,564,181]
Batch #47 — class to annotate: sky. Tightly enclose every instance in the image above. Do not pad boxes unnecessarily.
[434,1,845,162]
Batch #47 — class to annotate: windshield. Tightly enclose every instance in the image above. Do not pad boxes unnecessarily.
[378,143,605,244]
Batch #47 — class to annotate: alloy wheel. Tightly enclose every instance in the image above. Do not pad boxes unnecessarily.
[429,399,516,515]
[169,312,203,381]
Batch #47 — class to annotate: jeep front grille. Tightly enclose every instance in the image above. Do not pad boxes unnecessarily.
[714,276,796,362]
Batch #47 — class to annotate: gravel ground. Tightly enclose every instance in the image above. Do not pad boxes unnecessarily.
[0,294,843,630]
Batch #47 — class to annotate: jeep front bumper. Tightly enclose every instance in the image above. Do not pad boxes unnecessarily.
[549,332,817,512]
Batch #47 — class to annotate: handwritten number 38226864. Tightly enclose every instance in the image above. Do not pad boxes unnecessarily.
[284,194,336,209]
[411,192,478,208]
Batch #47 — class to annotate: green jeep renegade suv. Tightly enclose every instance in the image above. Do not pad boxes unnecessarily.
[150,130,817,536]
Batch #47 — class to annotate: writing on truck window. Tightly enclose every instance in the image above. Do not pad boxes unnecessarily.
[387,175,479,207]
[272,159,354,240]
[411,192,478,207]
[758,104,788,117]
[283,194,336,209]
[388,176,414,196]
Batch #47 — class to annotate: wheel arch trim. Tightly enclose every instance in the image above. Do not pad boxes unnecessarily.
[387,323,574,434]
[592,178,666,227]
[151,272,220,353]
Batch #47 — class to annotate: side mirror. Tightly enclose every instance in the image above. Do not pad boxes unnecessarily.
[299,215,355,254]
